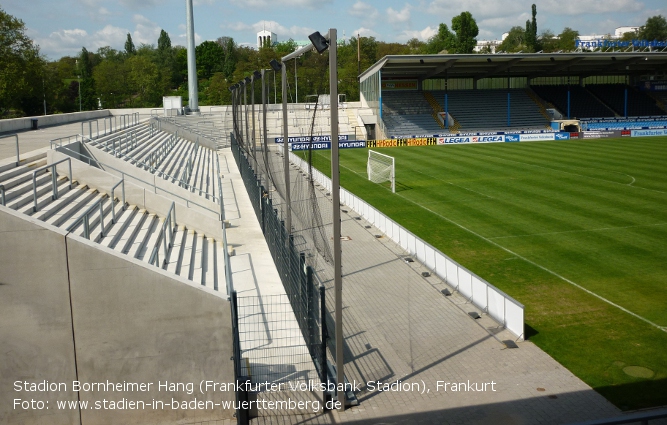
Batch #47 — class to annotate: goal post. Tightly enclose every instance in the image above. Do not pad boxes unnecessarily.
[367,150,395,193]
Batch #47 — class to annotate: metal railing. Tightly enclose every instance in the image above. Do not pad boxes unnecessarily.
[67,197,106,239]
[222,222,232,295]
[110,178,125,223]
[100,131,138,157]
[0,184,5,206]
[51,143,222,219]
[0,134,19,165]
[81,119,100,141]
[148,201,177,267]
[32,157,72,212]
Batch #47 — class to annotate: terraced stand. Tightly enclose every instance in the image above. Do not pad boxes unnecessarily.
[0,153,225,292]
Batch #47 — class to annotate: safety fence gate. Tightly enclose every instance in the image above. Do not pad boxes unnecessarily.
[230,136,333,423]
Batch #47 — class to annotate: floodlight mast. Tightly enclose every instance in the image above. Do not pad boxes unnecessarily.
[280,29,344,411]
[185,0,199,113]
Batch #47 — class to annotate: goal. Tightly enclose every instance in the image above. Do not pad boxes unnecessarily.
[367,150,395,193]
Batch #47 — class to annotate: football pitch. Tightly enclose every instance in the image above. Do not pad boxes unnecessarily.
[304,136,667,410]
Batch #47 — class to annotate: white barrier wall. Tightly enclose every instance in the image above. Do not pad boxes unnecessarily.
[0,110,111,133]
[288,150,525,340]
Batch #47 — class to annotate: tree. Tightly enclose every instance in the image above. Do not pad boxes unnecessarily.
[217,36,238,79]
[451,11,479,53]
[557,27,579,51]
[406,38,426,54]
[78,48,97,110]
[425,23,455,53]
[525,4,538,52]
[638,15,667,41]
[195,41,225,79]
[538,29,558,52]
[498,26,526,52]
[124,33,136,56]
[0,6,47,116]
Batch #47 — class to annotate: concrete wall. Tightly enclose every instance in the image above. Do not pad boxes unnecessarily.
[0,208,79,425]
[47,149,224,239]
[0,206,235,424]
[154,119,218,151]
[0,111,111,134]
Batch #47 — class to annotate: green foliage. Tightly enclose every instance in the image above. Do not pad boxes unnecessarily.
[638,15,667,40]
[78,48,97,110]
[498,26,526,52]
[557,27,580,51]
[0,6,47,116]
[451,11,479,53]
[525,4,538,52]
[196,41,224,79]
[124,33,136,56]
[426,23,456,53]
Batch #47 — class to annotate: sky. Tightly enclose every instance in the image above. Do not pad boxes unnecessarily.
[2,0,666,60]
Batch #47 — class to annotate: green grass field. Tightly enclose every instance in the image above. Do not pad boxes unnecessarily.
[304,136,667,410]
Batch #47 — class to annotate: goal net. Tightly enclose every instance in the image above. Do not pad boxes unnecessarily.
[367,150,395,193]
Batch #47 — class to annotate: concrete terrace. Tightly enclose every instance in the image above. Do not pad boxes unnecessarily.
[1,110,628,425]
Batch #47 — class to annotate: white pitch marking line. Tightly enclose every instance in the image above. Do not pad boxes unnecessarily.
[447,182,496,199]
[391,192,667,333]
[489,222,667,240]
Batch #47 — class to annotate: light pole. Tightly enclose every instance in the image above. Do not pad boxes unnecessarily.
[76,59,82,112]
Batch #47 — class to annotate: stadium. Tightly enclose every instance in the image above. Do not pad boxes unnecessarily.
[2,17,667,425]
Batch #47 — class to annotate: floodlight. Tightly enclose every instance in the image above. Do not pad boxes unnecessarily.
[244,76,251,84]
[309,31,329,54]
[420,59,425,64]
[228,86,235,92]
[269,59,282,71]
[487,58,492,63]
[550,57,555,62]
[253,70,262,80]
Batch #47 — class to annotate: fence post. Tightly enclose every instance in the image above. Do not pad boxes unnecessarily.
[320,284,330,408]
[307,265,315,355]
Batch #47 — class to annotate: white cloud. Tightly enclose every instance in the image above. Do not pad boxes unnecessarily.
[427,0,524,19]
[395,26,438,42]
[175,32,203,46]
[132,14,162,45]
[223,20,315,40]
[387,4,412,25]
[540,0,643,15]
[119,0,161,8]
[353,27,380,38]
[36,25,128,58]
[228,0,330,8]
[349,1,379,20]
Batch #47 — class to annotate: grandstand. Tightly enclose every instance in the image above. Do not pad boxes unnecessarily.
[360,52,667,137]
[531,84,616,119]
[429,89,549,131]
[585,84,666,117]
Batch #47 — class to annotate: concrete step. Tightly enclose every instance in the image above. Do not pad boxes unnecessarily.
[118,209,150,255]
[38,184,90,224]
[166,226,188,275]
[1,171,52,203]
[178,230,197,280]
[58,190,105,233]
[100,205,139,250]
[0,158,47,184]
[137,215,164,261]
[130,213,158,259]
[12,176,73,213]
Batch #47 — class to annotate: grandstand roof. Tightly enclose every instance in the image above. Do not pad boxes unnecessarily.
[359,52,667,83]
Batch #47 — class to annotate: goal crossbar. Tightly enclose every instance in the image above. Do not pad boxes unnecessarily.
[367,150,395,193]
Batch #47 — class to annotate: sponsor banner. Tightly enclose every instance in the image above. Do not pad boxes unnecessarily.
[339,141,367,149]
[581,130,627,139]
[437,135,504,144]
[631,129,667,137]
[289,140,366,151]
[554,132,570,140]
[382,80,418,91]
[367,138,438,148]
[290,142,331,151]
[505,134,520,142]
[519,133,556,142]
[275,135,349,143]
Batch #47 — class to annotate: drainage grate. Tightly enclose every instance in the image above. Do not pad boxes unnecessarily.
[503,340,519,349]
[468,312,481,320]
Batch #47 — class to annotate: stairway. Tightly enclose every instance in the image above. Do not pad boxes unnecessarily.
[0,153,225,292]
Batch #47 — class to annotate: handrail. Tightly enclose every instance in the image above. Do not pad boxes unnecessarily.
[0,184,5,206]
[52,144,222,218]
[223,222,233,296]
[32,158,72,212]
[110,178,125,223]
[66,197,106,239]
[148,201,177,267]
[50,134,82,150]
[0,134,20,165]
[81,119,100,141]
